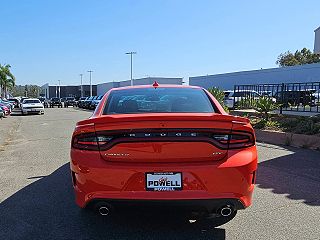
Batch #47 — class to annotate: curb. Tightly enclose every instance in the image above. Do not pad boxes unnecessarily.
[254,129,320,150]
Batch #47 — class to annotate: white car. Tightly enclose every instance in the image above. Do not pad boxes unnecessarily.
[224,90,276,109]
[21,98,45,115]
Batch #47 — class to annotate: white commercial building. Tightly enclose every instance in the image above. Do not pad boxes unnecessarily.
[189,63,320,90]
[97,77,183,95]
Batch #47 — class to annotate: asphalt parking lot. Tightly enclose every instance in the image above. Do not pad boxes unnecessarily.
[0,108,319,240]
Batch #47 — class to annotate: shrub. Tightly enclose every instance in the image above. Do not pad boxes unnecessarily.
[237,98,257,109]
[207,87,229,112]
[254,97,280,121]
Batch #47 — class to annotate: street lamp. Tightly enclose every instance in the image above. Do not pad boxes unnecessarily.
[125,51,137,86]
[79,74,83,97]
[87,70,93,97]
[58,80,61,98]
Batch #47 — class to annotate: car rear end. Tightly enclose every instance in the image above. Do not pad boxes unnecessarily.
[0,104,10,116]
[65,97,76,107]
[70,85,257,222]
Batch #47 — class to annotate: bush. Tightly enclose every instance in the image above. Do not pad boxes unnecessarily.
[237,98,257,109]
[207,87,229,112]
[254,97,280,121]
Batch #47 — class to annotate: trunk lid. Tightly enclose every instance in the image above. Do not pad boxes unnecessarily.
[87,113,246,163]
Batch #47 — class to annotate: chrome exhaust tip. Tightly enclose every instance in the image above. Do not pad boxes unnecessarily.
[98,206,110,216]
[219,205,233,217]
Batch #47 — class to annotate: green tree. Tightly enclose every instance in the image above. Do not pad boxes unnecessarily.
[0,64,16,98]
[276,48,320,67]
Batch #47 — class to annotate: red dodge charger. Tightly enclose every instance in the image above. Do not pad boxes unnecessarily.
[70,83,257,226]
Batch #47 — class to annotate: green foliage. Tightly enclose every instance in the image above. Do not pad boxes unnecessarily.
[237,98,257,109]
[207,87,229,112]
[0,64,16,98]
[280,117,320,135]
[254,97,279,121]
[251,115,320,135]
[276,48,320,67]
[12,85,41,98]
[253,119,280,130]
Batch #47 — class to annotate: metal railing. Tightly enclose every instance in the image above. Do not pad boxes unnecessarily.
[232,82,320,113]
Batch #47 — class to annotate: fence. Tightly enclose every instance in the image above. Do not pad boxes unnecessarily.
[232,82,320,113]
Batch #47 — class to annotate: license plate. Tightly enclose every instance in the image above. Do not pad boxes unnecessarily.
[146,172,182,191]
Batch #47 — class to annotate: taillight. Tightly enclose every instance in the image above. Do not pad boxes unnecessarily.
[72,133,112,151]
[72,130,254,151]
[228,133,255,149]
[212,132,254,149]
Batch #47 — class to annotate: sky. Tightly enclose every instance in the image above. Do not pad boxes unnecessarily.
[1,0,320,86]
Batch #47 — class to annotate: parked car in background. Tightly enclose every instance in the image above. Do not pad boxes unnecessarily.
[224,90,276,109]
[0,103,11,116]
[77,97,87,108]
[83,96,95,109]
[311,89,320,104]
[89,95,104,110]
[64,97,76,107]
[60,97,67,105]
[7,98,20,108]
[38,97,49,108]
[19,97,29,108]
[71,84,258,227]
[224,90,260,109]
[0,99,14,111]
[274,89,316,107]
[49,97,63,108]
[21,98,45,115]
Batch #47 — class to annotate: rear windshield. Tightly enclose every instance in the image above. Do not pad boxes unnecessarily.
[104,87,215,114]
[24,100,41,104]
[51,98,60,101]
[66,97,74,100]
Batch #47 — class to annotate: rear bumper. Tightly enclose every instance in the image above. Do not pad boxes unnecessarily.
[87,198,245,213]
[22,109,44,114]
[70,146,257,209]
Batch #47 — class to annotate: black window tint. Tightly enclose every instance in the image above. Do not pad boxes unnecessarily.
[104,88,215,114]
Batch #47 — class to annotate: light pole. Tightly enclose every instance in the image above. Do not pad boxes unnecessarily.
[87,70,93,97]
[79,74,83,97]
[58,80,61,98]
[125,51,137,86]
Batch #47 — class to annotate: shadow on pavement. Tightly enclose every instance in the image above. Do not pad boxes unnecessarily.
[0,164,225,240]
[256,145,320,206]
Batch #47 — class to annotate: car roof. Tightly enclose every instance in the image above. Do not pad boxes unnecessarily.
[24,98,40,101]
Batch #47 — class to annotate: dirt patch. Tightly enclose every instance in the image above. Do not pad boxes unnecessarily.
[0,118,21,152]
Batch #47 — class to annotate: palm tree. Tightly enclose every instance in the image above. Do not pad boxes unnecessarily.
[0,64,16,98]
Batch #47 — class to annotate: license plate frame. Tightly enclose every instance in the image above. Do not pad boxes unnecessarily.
[145,172,182,191]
